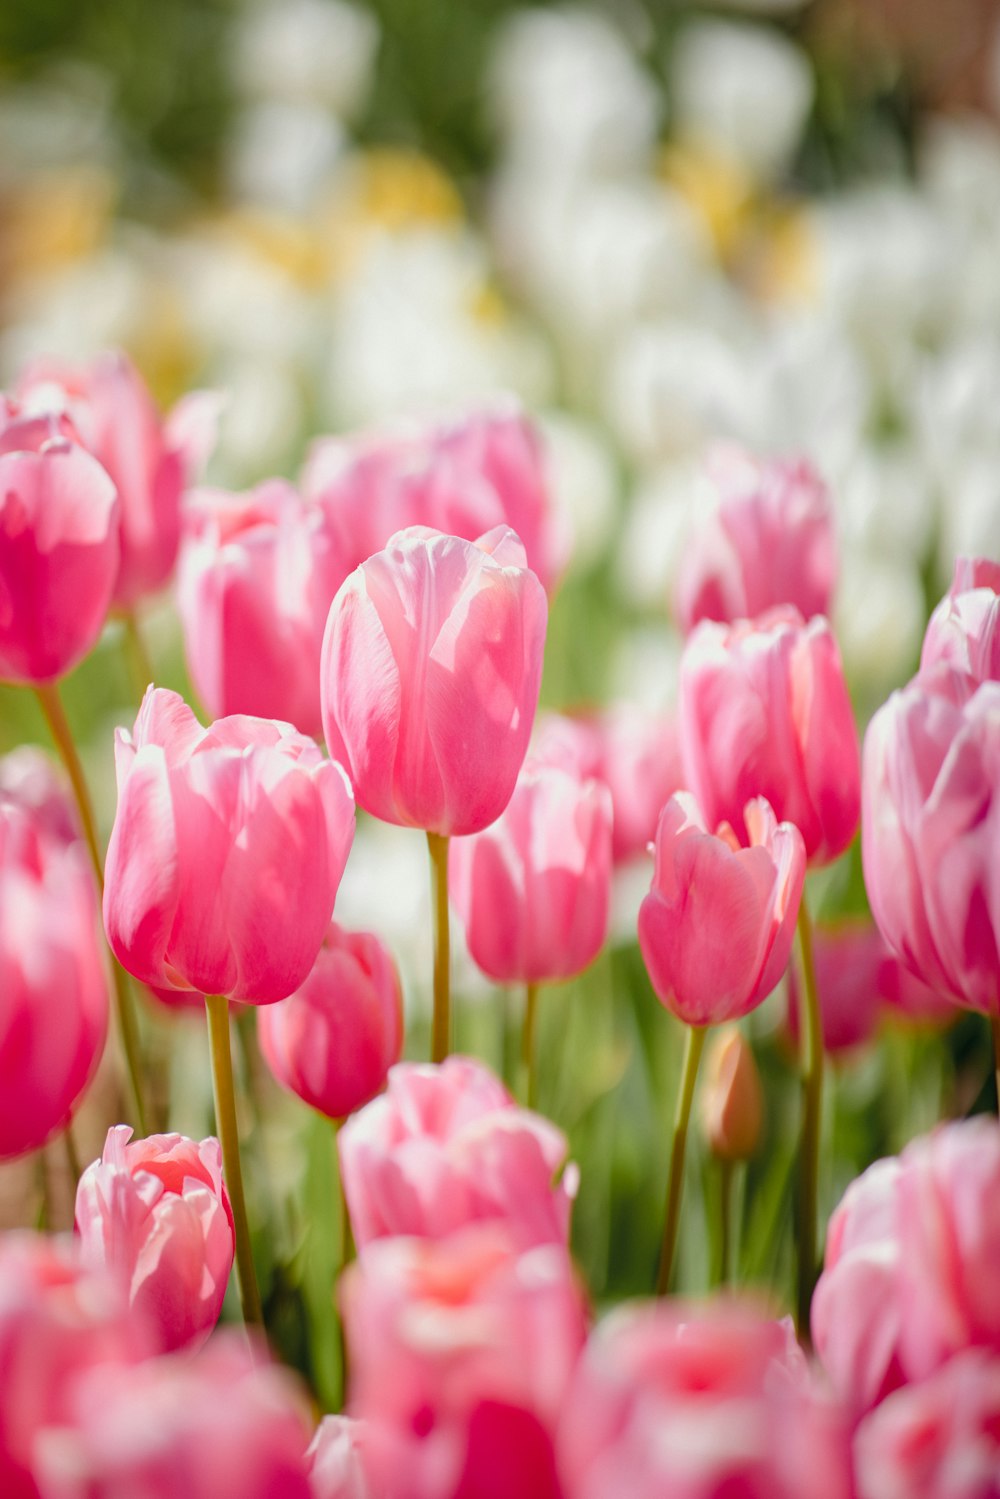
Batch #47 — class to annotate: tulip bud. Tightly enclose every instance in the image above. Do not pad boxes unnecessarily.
[921,555,1000,683]
[699,1026,763,1161]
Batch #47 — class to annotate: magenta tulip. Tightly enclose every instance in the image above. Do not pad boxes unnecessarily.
[638,792,805,1027]
[74,1125,235,1353]
[321,525,547,837]
[921,555,1000,683]
[103,687,355,1004]
[680,607,860,866]
[258,922,403,1120]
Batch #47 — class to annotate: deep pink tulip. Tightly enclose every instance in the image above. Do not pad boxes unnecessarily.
[306,1417,372,1499]
[862,666,1000,1014]
[680,607,860,866]
[676,447,837,634]
[449,762,612,985]
[321,525,547,837]
[0,405,119,684]
[303,402,566,594]
[178,480,343,737]
[258,922,403,1120]
[853,1350,1000,1499]
[921,555,1000,683]
[74,1125,235,1353]
[341,1225,587,1499]
[103,687,355,1004]
[558,1300,853,1499]
[338,1056,577,1251]
[32,1332,312,1499]
[17,351,216,606]
[0,795,108,1160]
[637,793,805,1027]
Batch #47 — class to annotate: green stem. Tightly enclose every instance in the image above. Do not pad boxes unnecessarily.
[717,1159,734,1287]
[332,1117,353,1410]
[522,982,540,1109]
[120,609,155,703]
[991,1013,1000,1117]
[796,894,823,1342]
[656,1023,707,1297]
[427,832,451,1064]
[206,993,263,1328]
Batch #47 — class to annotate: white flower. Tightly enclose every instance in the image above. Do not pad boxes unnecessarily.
[232,0,379,118]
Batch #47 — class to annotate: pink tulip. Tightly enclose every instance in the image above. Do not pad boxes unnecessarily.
[321,525,547,837]
[638,792,805,1027]
[74,1125,235,1353]
[449,762,612,985]
[258,922,403,1120]
[17,351,217,606]
[853,1350,1000,1499]
[862,665,1000,1013]
[675,447,837,634]
[178,480,343,736]
[306,1417,372,1499]
[0,405,119,684]
[103,687,355,1004]
[558,1300,853,1499]
[32,1332,313,1499]
[338,1056,577,1251]
[0,747,81,846]
[0,795,108,1160]
[303,402,566,594]
[921,555,1000,683]
[341,1224,587,1499]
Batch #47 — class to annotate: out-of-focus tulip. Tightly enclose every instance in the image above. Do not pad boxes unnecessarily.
[0,747,80,845]
[0,406,119,685]
[103,687,355,1004]
[921,555,1000,682]
[306,1417,372,1499]
[303,402,566,594]
[178,480,343,737]
[853,1350,1000,1499]
[32,1332,312,1499]
[449,762,612,984]
[676,447,837,634]
[258,922,403,1120]
[699,1026,763,1161]
[680,607,860,866]
[321,526,547,837]
[74,1125,234,1353]
[338,1056,577,1251]
[342,1225,587,1499]
[17,351,217,607]
[862,666,1000,1014]
[638,792,804,1027]
[558,1300,854,1499]
[0,796,108,1161]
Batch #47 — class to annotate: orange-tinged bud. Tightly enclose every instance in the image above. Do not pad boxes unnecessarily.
[700,1026,763,1162]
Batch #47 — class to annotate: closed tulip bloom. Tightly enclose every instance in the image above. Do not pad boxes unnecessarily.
[449,763,612,985]
[0,406,119,684]
[638,793,805,1027]
[178,481,343,737]
[338,1056,577,1251]
[103,687,355,1004]
[341,1225,587,1499]
[321,526,547,837]
[680,608,860,866]
[676,447,837,634]
[306,1417,372,1499]
[699,1026,763,1161]
[921,555,1000,682]
[74,1125,235,1353]
[862,666,1000,1013]
[258,922,403,1120]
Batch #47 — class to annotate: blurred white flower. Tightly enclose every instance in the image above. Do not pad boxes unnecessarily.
[207,352,305,483]
[751,312,871,477]
[226,101,346,213]
[232,0,379,118]
[832,443,935,566]
[0,246,149,377]
[833,547,925,699]
[539,411,619,574]
[937,455,1000,577]
[614,457,717,612]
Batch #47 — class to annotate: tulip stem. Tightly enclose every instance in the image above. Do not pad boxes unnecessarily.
[796,895,823,1342]
[206,993,263,1329]
[64,1121,82,1184]
[991,1013,1000,1116]
[522,982,540,1108]
[717,1159,734,1287]
[120,609,155,703]
[427,832,451,1063]
[33,680,149,1136]
[656,1023,707,1297]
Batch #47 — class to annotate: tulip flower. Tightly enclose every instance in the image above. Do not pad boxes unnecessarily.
[258,922,403,1120]
[699,1026,764,1284]
[306,1417,372,1499]
[921,555,1000,682]
[178,480,343,736]
[75,1126,235,1353]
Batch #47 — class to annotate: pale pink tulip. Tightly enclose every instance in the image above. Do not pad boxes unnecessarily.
[921,555,1000,683]
[338,1056,577,1251]
[0,747,80,846]
[321,525,547,837]
[306,1417,372,1499]
[680,608,860,866]
[258,922,403,1120]
[449,762,612,984]
[638,793,805,1027]
[74,1126,234,1353]
[103,687,355,1004]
